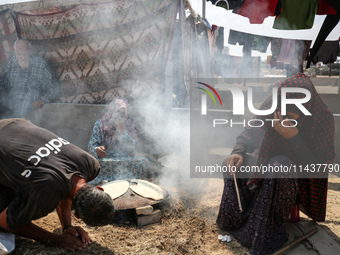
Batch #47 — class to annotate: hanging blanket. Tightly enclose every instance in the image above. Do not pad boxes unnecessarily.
[14,0,178,103]
[0,9,17,75]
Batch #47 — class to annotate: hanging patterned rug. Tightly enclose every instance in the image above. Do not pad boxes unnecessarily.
[14,0,178,103]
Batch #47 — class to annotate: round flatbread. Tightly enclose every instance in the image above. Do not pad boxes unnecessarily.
[129,179,164,200]
[101,180,129,200]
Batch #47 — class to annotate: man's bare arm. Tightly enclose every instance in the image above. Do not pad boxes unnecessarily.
[57,197,92,245]
[0,208,86,252]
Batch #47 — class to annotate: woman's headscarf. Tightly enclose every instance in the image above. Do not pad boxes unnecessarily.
[100,98,138,151]
[242,73,335,221]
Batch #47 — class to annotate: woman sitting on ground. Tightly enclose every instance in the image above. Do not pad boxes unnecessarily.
[216,73,335,255]
[88,97,149,185]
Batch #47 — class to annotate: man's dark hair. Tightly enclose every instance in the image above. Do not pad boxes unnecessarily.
[73,185,115,226]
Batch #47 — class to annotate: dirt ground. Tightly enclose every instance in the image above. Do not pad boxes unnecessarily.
[10,172,340,255]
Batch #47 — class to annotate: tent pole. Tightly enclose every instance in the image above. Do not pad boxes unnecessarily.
[202,0,206,19]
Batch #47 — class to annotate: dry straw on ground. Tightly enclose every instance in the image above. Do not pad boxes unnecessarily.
[10,175,340,255]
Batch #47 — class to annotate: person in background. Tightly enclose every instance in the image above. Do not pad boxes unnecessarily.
[88,97,149,185]
[216,73,335,255]
[0,118,115,252]
[0,39,59,118]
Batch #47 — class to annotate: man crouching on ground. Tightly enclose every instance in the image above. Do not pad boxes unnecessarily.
[0,118,115,251]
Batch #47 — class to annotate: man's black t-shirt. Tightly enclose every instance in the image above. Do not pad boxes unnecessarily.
[0,118,100,229]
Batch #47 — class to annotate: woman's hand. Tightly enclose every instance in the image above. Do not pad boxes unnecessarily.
[96,146,107,158]
[33,100,44,108]
[226,154,243,170]
[273,111,298,139]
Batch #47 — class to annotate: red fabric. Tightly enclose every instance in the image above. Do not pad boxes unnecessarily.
[243,73,335,221]
[289,205,300,223]
[237,0,279,24]
[318,0,337,15]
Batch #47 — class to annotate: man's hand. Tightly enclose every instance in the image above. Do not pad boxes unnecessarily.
[0,208,88,252]
[96,146,107,158]
[50,231,88,252]
[64,226,92,246]
[273,111,298,139]
[33,100,44,108]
